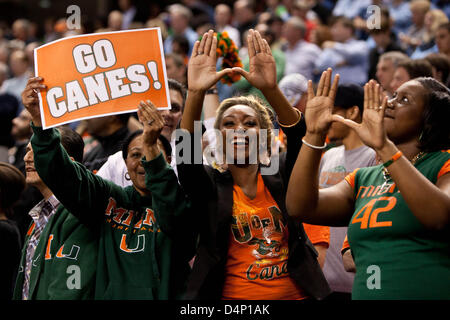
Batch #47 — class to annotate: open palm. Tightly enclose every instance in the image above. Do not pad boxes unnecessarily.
[305,68,339,135]
[332,80,388,150]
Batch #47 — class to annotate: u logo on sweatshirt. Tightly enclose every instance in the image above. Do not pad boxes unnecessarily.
[119,234,145,253]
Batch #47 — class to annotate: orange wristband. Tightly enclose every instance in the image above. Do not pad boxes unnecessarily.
[382,151,403,168]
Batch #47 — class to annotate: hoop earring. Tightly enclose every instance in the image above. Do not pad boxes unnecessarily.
[125,172,131,181]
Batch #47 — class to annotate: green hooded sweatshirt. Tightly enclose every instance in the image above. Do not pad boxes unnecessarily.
[13,206,98,300]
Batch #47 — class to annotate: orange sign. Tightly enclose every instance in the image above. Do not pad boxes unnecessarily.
[34,28,170,129]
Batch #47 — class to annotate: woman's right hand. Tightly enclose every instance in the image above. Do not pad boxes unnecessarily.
[304,68,339,137]
[187,29,233,93]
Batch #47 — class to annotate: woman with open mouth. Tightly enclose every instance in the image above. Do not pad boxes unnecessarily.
[286,69,450,299]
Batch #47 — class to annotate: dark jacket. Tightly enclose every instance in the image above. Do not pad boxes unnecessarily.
[83,126,130,172]
[177,115,331,300]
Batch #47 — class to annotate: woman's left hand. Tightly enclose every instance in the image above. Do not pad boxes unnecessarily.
[232,29,277,91]
[332,80,389,151]
[138,100,164,147]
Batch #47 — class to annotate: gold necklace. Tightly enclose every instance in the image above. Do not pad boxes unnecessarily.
[382,151,426,184]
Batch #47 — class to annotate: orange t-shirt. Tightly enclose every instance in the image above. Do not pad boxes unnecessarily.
[303,223,330,247]
[222,173,307,300]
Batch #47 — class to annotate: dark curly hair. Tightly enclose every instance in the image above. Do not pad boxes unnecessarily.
[415,77,450,152]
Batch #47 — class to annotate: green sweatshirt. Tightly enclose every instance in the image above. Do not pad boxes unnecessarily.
[13,207,98,300]
[30,125,196,299]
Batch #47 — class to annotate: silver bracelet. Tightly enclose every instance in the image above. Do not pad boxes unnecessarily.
[302,138,327,150]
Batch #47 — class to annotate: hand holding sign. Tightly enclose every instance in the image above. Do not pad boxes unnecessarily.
[35,28,169,129]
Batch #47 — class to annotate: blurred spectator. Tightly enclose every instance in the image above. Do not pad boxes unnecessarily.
[424,52,450,84]
[97,78,185,184]
[265,0,290,21]
[278,73,309,113]
[82,114,130,172]
[411,9,448,58]
[0,62,19,162]
[214,3,241,48]
[146,17,169,41]
[171,34,190,65]
[164,4,198,56]
[0,44,9,64]
[390,58,433,92]
[388,0,413,35]
[11,19,34,44]
[316,16,369,85]
[332,0,372,19]
[436,22,450,57]
[8,109,40,243]
[118,0,137,30]
[182,0,215,25]
[432,0,450,16]
[368,16,404,81]
[43,18,66,43]
[376,51,410,97]
[165,53,187,85]
[24,42,40,74]
[283,16,321,80]
[107,10,123,31]
[233,0,258,46]
[266,14,286,51]
[310,24,333,48]
[399,0,431,54]
[0,50,31,113]
[0,162,25,300]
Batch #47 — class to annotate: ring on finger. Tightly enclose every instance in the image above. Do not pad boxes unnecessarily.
[147,119,155,126]
[198,51,203,55]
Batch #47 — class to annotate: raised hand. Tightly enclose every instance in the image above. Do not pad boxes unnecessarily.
[331,80,388,151]
[138,100,164,148]
[304,68,339,137]
[232,29,277,91]
[21,77,46,126]
[188,29,233,92]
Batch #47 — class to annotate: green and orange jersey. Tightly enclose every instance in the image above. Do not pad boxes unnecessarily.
[222,173,308,300]
[344,150,450,300]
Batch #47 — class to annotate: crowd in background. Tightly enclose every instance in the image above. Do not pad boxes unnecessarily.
[0,0,449,301]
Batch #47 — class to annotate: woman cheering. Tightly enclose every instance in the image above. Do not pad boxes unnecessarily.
[177,29,330,300]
